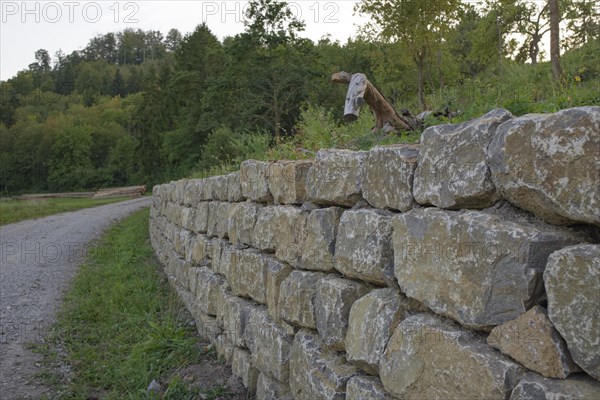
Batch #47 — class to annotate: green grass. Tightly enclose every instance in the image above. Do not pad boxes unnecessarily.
[34,209,207,399]
[0,197,134,226]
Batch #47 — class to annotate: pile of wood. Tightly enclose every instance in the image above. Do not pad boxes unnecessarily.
[14,192,95,200]
[13,185,146,200]
[92,185,146,199]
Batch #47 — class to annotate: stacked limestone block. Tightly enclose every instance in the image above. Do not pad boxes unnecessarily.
[149,107,600,399]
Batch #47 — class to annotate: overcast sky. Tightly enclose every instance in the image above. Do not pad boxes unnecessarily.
[0,0,367,80]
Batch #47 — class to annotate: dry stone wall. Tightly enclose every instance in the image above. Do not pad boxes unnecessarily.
[149,106,600,399]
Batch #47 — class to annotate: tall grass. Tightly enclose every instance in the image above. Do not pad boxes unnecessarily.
[34,209,205,399]
[0,197,134,226]
[189,41,599,179]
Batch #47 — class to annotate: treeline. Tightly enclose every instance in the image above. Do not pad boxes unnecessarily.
[0,0,598,194]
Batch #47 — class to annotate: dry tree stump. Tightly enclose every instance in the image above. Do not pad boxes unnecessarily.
[332,71,419,133]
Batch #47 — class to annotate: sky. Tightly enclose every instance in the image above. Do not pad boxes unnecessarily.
[0,0,367,80]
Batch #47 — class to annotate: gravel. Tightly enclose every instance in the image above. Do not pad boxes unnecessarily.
[0,197,152,399]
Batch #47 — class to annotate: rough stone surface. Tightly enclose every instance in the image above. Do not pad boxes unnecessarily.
[209,239,228,272]
[345,288,410,374]
[414,108,512,209]
[380,314,524,399]
[544,244,600,380]
[488,305,579,378]
[278,270,327,329]
[266,259,293,321]
[289,329,359,400]
[213,242,233,277]
[509,372,600,400]
[232,347,260,392]
[274,206,306,267]
[193,313,221,342]
[334,209,395,286]
[215,202,231,239]
[244,307,294,382]
[346,375,391,400]
[256,373,293,400]
[488,106,600,225]
[180,206,196,230]
[306,149,367,207]
[188,234,211,266]
[227,171,245,202]
[269,160,313,205]
[192,201,209,233]
[180,180,195,205]
[228,249,268,304]
[253,206,305,261]
[206,201,221,238]
[228,202,263,246]
[300,207,343,271]
[211,334,235,364]
[362,144,420,212]
[253,206,280,252]
[240,160,273,203]
[210,175,229,201]
[315,276,370,350]
[219,295,258,347]
[194,267,230,316]
[392,208,585,329]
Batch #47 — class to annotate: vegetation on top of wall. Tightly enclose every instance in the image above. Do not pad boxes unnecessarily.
[1,0,598,193]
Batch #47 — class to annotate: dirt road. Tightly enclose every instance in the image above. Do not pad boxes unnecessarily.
[0,197,152,399]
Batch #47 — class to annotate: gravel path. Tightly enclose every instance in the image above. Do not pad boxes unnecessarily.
[0,197,152,399]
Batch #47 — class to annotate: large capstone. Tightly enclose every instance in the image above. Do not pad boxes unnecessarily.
[414,108,512,209]
[306,149,367,207]
[240,160,273,203]
[488,106,600,225]
[362,144,420,212]
[268,160,313,205]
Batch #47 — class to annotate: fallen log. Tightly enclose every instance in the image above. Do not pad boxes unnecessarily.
[332,71,419,133]
[92,185,146,199]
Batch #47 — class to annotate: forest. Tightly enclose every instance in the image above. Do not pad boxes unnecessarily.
[0,0,598,194]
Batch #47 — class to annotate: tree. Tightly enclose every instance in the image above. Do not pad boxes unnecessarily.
[83,33,118,63]
[512,2,551,64]
[449,6,496,78]
[356,0,463,110]
[564,0,600,49]
[549,0,564,81]
[34,49,51,72]
[48,125,94,190]
[244,0,306,47]
[111,69,126,97]
[165,28,183,52]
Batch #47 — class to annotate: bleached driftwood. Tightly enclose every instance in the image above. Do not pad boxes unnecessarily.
[332,71,419,133]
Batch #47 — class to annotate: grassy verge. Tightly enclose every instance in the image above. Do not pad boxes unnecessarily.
[33,209,228,399]
[0,197,135,226]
